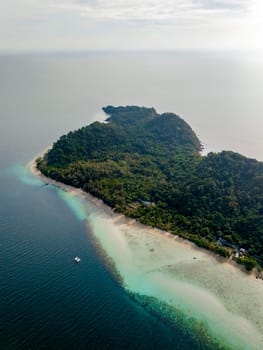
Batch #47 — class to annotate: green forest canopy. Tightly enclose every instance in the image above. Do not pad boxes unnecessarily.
[37,106,263,269]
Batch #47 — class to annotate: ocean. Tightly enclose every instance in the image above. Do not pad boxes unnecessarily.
[0,51,262,350]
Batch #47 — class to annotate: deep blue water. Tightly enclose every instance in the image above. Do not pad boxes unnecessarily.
[1,52,262,349]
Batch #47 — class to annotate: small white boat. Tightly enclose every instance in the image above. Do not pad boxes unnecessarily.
[74,256,81,263]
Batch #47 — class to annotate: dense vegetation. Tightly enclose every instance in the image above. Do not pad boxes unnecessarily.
[37,106,263,271]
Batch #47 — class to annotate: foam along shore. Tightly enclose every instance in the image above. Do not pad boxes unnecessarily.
[31,159,263,350]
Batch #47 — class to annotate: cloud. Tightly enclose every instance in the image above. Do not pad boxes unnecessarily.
[0,1,253,25]
[0,0,261,51]
[52,0,252,22]
[194,0,249,11]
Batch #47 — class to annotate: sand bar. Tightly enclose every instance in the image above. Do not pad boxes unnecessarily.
[31,157,263,350]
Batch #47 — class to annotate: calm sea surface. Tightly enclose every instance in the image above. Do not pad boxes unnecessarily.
[0,51,262,349]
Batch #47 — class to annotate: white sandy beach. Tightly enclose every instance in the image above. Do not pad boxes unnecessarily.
[31,158,263,350]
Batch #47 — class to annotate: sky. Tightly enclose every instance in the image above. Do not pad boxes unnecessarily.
[0,0,263,51]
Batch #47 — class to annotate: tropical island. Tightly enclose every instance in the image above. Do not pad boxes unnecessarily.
[36,106,263,273]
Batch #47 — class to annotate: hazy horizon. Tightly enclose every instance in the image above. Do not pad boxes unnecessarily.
[1,51,263,163]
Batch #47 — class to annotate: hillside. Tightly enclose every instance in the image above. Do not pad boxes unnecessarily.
[37,106,263,271]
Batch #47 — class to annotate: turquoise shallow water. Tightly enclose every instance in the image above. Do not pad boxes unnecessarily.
[27,163,263,350]
[76,184,263,350]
